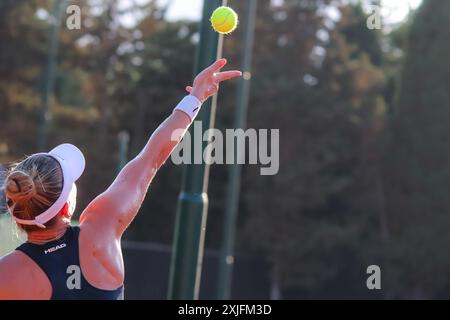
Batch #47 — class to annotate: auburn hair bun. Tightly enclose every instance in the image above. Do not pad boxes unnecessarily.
[5,170,36,202]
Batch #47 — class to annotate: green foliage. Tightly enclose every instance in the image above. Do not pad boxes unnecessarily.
[383,0,450,298]
[225,0,387,294]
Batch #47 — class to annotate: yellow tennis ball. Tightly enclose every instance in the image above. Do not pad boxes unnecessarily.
[210,6,238,34]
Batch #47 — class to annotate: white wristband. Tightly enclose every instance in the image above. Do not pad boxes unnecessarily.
[174,95,202,121]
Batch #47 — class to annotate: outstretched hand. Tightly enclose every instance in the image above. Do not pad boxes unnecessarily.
[186,58,242,103]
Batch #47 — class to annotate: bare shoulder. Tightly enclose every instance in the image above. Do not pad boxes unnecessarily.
[0,250,26,282]
[78,218,116,249]
[78,221,124,290]
[0,251,51,299]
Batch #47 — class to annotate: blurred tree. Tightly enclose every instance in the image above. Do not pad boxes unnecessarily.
[383,0,450,299]
[0,0,49,158]
[382,9,416,116]
[339,4,383,66]
[0,0,29,13]
[233,0,386,297]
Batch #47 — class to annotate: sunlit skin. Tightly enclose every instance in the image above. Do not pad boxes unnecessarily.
[0,58,241,300]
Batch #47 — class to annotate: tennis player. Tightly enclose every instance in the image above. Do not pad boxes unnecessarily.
[0,58,241,300]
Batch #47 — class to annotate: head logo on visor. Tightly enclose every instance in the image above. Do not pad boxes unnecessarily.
[11,144,85,228]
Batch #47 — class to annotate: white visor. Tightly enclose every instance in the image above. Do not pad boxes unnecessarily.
[11,144,85,228]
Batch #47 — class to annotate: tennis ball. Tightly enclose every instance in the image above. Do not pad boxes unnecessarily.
[210,6,238,34]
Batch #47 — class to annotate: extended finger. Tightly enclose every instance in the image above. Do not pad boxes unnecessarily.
[215,70,242,82]
[186,86,193,93]
[205,58,227,74]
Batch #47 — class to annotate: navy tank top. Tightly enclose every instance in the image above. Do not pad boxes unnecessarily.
[16,226,124,300]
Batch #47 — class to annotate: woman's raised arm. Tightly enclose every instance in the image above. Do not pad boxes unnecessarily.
[79,59,241,237]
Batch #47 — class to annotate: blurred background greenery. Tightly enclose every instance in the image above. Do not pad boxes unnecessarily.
[2,0,450,299]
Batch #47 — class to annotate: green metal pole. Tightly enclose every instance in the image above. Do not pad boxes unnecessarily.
[38,0,67,151]
[168,0,227,300]
[217,0,257,300]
